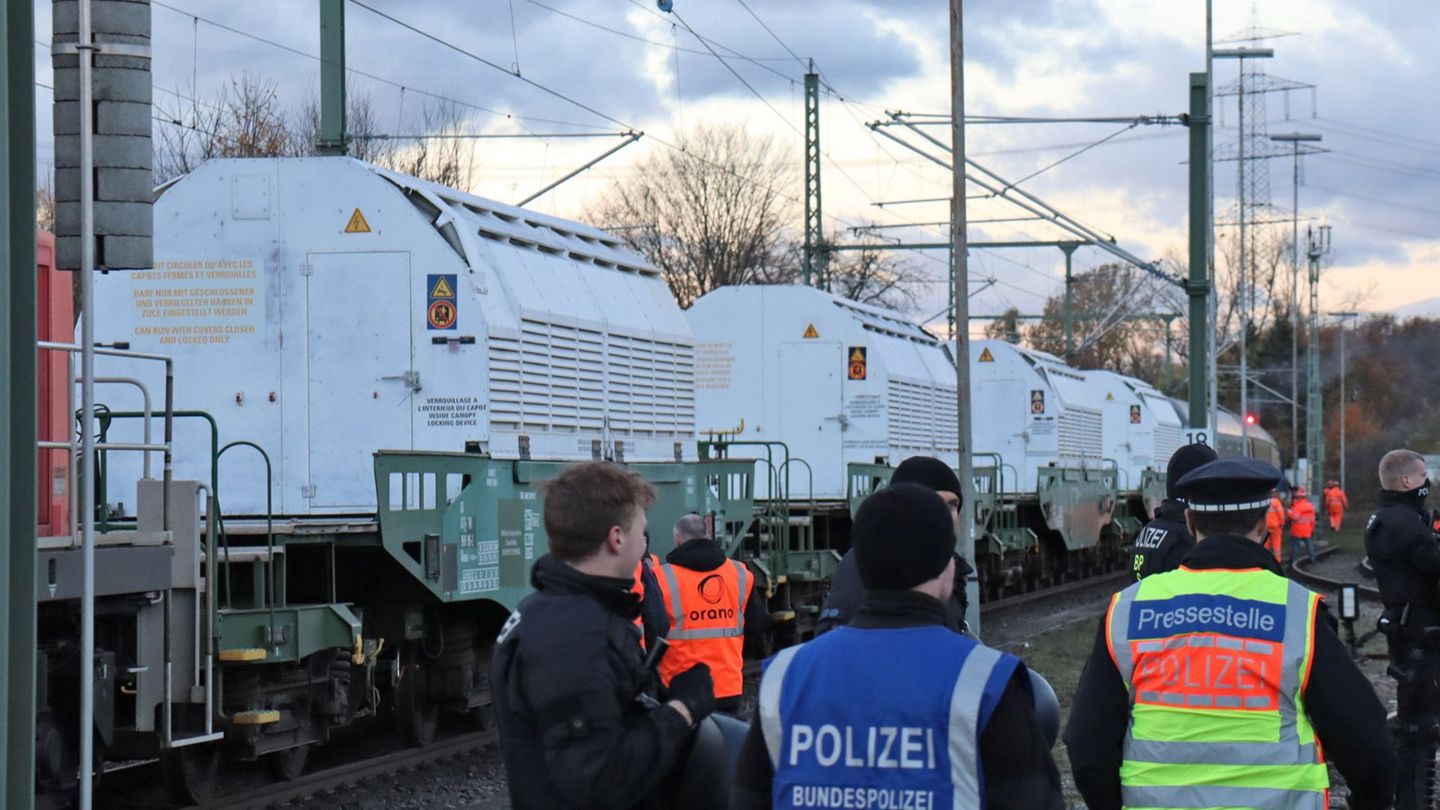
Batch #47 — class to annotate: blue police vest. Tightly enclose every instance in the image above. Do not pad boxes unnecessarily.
[758,625,1018,810]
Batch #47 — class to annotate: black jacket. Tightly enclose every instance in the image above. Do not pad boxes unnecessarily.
[1365,486,1440,626]
[492,555,693,810]
[1064,534,1395,810]
[665,538,770,658]
[729,590,1064,810]
[1129,499,1194,581]
[814,547,973,635]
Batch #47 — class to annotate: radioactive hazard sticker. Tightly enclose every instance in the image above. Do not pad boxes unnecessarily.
[427,273,457,330]
[847,346,867,381]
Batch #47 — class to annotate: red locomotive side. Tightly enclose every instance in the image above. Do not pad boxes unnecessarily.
[37,230,72,538]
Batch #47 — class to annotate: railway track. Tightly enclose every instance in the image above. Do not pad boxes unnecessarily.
[1289,545,1380,599]
[979,570,1132,615]
[199,730,497,810]
[106,729,499,810]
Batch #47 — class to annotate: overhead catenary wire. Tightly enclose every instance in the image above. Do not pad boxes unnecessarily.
[345,0,891,239]
[731,0,807,70]
[151,0,599,130]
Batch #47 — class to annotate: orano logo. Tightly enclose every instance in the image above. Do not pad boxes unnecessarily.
[697,573,725,605]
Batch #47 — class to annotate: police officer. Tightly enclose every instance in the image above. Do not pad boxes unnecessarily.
[1366,448,1439,810]
[1131,443,1217,580]
[729,483,1064,809]
[1065,458,1395,810]
[492,462,718,809]
[655,514,769,715]
[816,456,974,635]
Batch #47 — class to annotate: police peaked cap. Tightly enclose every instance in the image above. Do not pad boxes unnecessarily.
[1174,458,1285,513]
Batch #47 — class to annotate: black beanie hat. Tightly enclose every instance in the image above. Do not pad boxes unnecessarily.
[1166,442,1219,500]
[891,456,963,506]
[853,483,956,591]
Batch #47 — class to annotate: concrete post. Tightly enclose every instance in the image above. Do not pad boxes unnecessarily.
[948,0,978,633]
[51,0,152,271]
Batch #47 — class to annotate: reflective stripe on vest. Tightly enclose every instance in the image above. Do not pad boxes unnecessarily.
[660,560,748,640]
[757,627,1014,810]
[656,559,751,697]
[1106,566,1326,809]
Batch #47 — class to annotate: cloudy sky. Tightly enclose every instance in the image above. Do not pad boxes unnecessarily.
[33,0,1440,328]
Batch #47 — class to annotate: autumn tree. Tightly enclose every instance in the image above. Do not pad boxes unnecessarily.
[1024,261,1183,378]
[36,176,55,231]
[589,123,797,308]
[983,307,1023,343]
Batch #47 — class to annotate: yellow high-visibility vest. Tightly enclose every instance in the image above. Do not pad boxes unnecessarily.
[1105,565,1327,809]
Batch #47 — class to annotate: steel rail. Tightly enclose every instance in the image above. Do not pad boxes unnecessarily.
[190,730,498,810]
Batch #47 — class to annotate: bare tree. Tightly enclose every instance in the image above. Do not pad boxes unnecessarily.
[822,230,931,312]
[589,123,797,308]
[296,84,398,165]
[381,97,473,191]
[154,73,301,182]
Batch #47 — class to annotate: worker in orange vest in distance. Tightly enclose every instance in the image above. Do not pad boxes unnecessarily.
[1324,480,1350,532]
[654,514,768,715]
[1288,486,1318,565]
[1265,490,1286,562]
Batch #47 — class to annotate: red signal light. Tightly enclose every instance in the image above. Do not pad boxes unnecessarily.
[1244,413,1258,426]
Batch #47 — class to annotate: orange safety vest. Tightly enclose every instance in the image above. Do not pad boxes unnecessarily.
[631,553,661,648]
[1324,487,1348,513]
[1288,499,1316,538]
[1267,497,1286,532]
[655,559,751,699]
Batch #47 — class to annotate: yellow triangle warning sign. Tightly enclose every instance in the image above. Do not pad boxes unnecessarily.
[978,347,994,362]
[849,347,866,363]
[802,324,819,339]
[1105,392,1115,400]
[344,208,371,234]
[429,276,455,299]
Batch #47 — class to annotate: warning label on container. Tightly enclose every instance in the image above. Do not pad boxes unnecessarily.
[128,258,264,349]
[1031,389,1046,415]
[427,273,458,330]
[695,342,735,390]
[420,395,484,428]
[345,208,372,233]
[848,346,868,381]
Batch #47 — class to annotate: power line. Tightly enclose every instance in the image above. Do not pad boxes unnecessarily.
[1313,115,1440,153]
[518,0,778,63]
[347,0,894,239]
[1303,182,1440,219]
[151,0,598,130]
[1316,151,1440,184]
[732,0,806,70]
[668,10,801,137]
